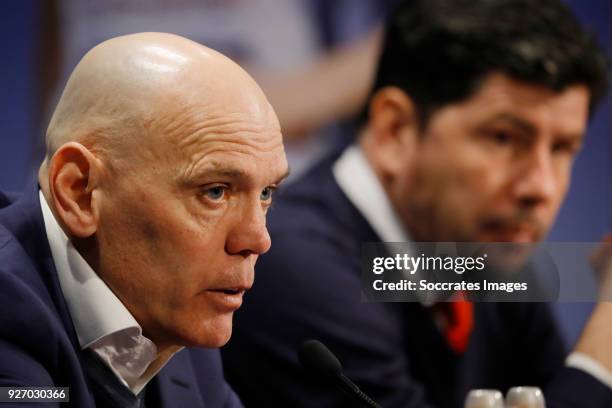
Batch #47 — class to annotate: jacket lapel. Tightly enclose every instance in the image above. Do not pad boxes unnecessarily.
[155,349,206,408]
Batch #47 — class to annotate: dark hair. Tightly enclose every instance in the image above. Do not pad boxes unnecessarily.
[365,0,609,126]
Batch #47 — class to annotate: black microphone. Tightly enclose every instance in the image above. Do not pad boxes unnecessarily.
[298,339,381,408]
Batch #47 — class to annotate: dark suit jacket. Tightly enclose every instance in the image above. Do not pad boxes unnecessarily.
[222,152,612,407]
[0,185,242,408]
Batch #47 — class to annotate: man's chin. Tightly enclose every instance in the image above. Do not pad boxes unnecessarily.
[170,314,234,349]
[196,316,234,348]
[470,240,535,276]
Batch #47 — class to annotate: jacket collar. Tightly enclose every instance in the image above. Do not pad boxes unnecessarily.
[0,183,80,349]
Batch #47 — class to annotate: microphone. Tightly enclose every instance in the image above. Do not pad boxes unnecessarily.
[298,339,381,408]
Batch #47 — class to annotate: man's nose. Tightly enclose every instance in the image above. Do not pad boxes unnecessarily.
[225,202,272,257]
[512,146,557,208]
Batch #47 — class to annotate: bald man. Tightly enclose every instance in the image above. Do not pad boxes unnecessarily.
[0,33,288,407]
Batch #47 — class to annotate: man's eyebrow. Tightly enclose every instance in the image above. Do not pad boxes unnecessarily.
[480,113,537,135]
[480,113,585,142]
[274,167,291,186]
[185,163,291,186]
[187,165,249,181]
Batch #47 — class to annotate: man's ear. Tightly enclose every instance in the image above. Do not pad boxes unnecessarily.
[364,86,419,179]
[47,142,102,238]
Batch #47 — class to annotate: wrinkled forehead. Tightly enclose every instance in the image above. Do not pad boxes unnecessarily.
[137,87,284,182]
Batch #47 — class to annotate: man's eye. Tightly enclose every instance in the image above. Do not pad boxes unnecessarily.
[204,186,226,201]
[552,140,579,155]
[490,131,512,144]
[260,187,275,201]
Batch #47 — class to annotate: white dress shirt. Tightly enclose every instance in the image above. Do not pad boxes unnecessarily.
[39,191,180,395]
[332,143,612,390]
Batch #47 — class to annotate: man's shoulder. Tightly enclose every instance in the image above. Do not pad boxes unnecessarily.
[271,160,340,225]
[0,222,68,348]
[270,156,375,247]
[0,187,55,304]
[0,189,83,390]
[0,226,78,387]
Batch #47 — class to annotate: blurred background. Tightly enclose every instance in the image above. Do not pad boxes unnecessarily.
[0,0,609,348]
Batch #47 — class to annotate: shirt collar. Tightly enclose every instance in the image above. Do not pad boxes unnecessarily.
[332,143,410,242]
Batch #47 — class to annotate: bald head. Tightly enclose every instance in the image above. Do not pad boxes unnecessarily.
[43,32,276,178]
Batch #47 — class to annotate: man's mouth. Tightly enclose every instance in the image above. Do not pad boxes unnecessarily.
[213,288,244,295]
[206,286,250,311]
[481,220,540,243]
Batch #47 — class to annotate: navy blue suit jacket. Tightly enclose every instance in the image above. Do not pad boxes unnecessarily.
[222,152,612,407]
[0,186,242,408]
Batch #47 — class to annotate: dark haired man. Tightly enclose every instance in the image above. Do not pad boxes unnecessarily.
[222,0,610,406]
